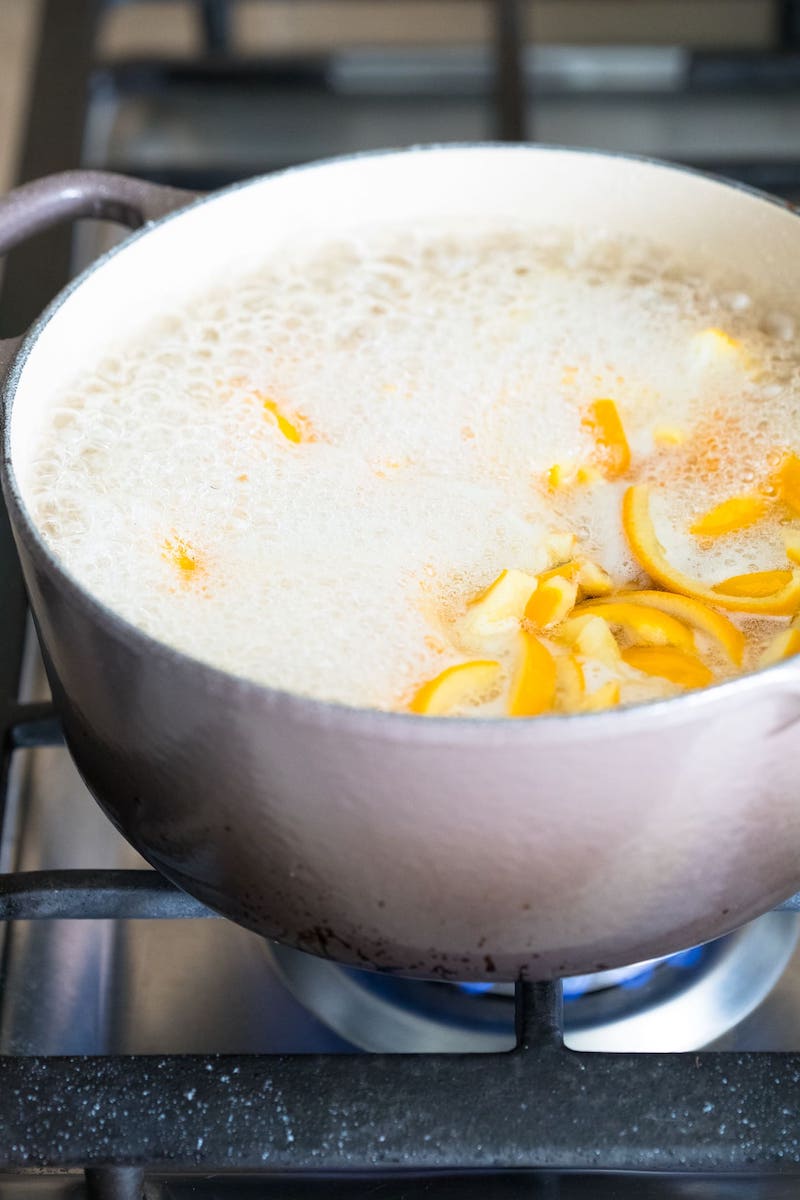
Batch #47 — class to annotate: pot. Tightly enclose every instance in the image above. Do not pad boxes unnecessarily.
[1,147,799,981]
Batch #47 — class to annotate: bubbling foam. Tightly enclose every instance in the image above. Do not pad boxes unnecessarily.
[25,220,800,709]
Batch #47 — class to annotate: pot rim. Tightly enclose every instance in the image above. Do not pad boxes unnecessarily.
[3,141,799,740]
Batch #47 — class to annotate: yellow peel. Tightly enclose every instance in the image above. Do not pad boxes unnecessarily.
[410,660,501,716]
[572,600,695,652]
[654,425,685,447]
[580,680,621,711]
[758,627,800,668]
[464,569,538,637]
[577,559,615,597]
[508,632,557,717]
[583,398,631,479]
[524,575,579,629]
[555,652,585,710]
[786,529,800,566]
[713,569,793,598]
[561,614,622,667]
[621,645,713,689]
[689,495,766,538]
[592,589,744,666]
[622,485,800,615]
[777,452,800,517]
[691,327,750,371]
[544,531,578,565]
[262,397,304,443]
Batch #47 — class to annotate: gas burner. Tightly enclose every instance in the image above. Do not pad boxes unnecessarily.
[269,911,799,1053]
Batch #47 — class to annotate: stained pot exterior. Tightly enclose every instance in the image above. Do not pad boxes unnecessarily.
[2,148,800,979]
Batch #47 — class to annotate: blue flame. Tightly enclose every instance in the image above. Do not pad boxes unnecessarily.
[456,944,708,1001]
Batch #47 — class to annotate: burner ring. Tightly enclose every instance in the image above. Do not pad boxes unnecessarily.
[268,912,799,1053]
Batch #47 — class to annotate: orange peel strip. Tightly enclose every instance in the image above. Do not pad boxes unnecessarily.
[621,646,713,689]
[582,398,631,479]
[580,680,621,711]
[589,589,744,666]
[577,559,615,597]
[555,652,585,711]
[410,660,501,716]
[622,485,800,615]
[508,632,557,718]
[713,569,793,598]
[524,575,578,629]
[560,614,622,668]
[777,452,800,517]
[464,568,539,637]
[689,495,766,538]
[759,626,800,668]
[538,558,614,598]
[262,397,304,443]
[538,559,581,586]
[572,600,695,652]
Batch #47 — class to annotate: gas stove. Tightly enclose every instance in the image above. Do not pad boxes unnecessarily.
[4,2,800,1194]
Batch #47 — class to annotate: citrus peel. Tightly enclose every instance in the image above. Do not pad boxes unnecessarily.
[464,569,538,637]
[777,452,800,517]
[582,398,631,479]
[689,494,766,538]
[572,599,695,652]
[621,646,713,689]
[508,632,557,717]
[758,624,800,668]
[410,660,502,716]
[622,485,800,615]
[591,589,744,666]
[713,569,793,598]
[524,575,578,629]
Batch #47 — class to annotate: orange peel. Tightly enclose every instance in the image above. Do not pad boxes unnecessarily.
[654,425,685,447]
[777,452,800,517]
[621,646,713,689]
[555,652,585,710]
[689,495,766,538]
[593,589,744,666]
[582,398,631,479]
[261,396,305,443]
[410,660,501,716]
[580,680,621,711]
[463,569,538,637]
[691,328,750,371]
[572,599,695,652]
[524,575,578,629]
[713,569,793,598]
[560,614,622,668]
[622,485,800,615]
[508,632,557,717]
[577,559,615,597]
[758,623,800,668]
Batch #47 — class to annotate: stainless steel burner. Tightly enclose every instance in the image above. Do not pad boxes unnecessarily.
[269,912,800,1053]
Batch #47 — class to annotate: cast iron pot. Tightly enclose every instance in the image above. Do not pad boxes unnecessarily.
[1,147,799,981]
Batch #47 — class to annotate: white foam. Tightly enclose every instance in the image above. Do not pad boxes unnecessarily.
[26,220,800,708]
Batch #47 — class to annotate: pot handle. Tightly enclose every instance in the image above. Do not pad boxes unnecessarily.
[0,170,198,379]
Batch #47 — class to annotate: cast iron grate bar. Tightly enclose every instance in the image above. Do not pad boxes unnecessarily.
[0,869,214,920]
[4,1030,800,1172]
